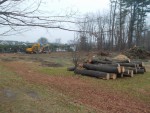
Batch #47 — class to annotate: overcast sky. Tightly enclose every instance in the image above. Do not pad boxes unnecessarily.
[2,0,110,43]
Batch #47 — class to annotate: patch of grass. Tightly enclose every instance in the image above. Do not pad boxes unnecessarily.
[1,53,150,110]
[38,58,150,103]
[27,53,73,67]
[39,67,74,76]
[0,65,95,113]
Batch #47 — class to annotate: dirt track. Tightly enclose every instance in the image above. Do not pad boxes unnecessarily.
[2,60,150,113]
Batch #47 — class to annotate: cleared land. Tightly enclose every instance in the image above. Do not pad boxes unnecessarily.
[0,52,150,113]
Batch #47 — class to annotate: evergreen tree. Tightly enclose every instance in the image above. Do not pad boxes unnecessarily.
[123,0,150,48]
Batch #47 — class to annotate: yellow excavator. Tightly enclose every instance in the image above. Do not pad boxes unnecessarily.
[26,43,50,54]
[26,43,41,54]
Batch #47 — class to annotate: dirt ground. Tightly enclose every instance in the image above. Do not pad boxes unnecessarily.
[0,53,150,113]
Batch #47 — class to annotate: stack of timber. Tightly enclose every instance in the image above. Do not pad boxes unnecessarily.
[67,59,146,80]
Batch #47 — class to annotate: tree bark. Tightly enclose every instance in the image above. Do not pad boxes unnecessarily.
[74,69,110,80]
[67,66,76,71]
[131,61,144,67]
[137,69,145,74]
[125,67,137,74]
[89,59,112,64]
[83,63,121,74]
[119,63,138,68]
[123,70,134,77]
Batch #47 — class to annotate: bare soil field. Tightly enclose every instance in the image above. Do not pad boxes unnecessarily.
[0,52,150,113]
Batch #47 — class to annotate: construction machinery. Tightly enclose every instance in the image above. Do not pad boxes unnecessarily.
[26,43,50,54]
[39,44,50,53]
[26,43,41,54]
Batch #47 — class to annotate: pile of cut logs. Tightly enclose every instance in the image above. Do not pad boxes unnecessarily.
[67,59,146,80]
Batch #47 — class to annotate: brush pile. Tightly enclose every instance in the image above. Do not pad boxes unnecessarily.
[124,46,150,59]
[67,58,146,80]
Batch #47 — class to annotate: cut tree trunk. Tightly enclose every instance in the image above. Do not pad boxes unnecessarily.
[89,59,112,64]
[67,66,76,71]
[119,63,138,68]
[125,67,137,74]
[98,63,120,67]
[131,61,144,67]
[137,69,145,74]
[123,70,134,77]
[105,58,130,63]
[124,69,129,75]
[139,66,146,72]
[82,63,122,74]
[74,69,110,80]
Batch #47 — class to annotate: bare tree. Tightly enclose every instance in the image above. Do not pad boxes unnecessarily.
[110,0,117,50]
[72,0,150,52]
[69,35,80,69]
[37,37,49,45]
[0,0,80,36]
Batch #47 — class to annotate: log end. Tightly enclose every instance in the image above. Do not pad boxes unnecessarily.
[129,70,134,77]
[124,69,129,75]
[103,73,110,80]
[110,73,117,80]
[133,68,138,74]
[141,62,144,67]
[128,59,131,63]
[136,64,140,68]
[117,66,122,73]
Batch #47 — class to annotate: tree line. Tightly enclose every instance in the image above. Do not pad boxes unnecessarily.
[76,0,150,51]
[0,42,73,53]
[0,0,150,52]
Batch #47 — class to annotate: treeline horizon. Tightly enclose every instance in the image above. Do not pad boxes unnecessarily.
[75,0,150,51]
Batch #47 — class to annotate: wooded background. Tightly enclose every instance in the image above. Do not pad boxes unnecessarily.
[76,0,150,51]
